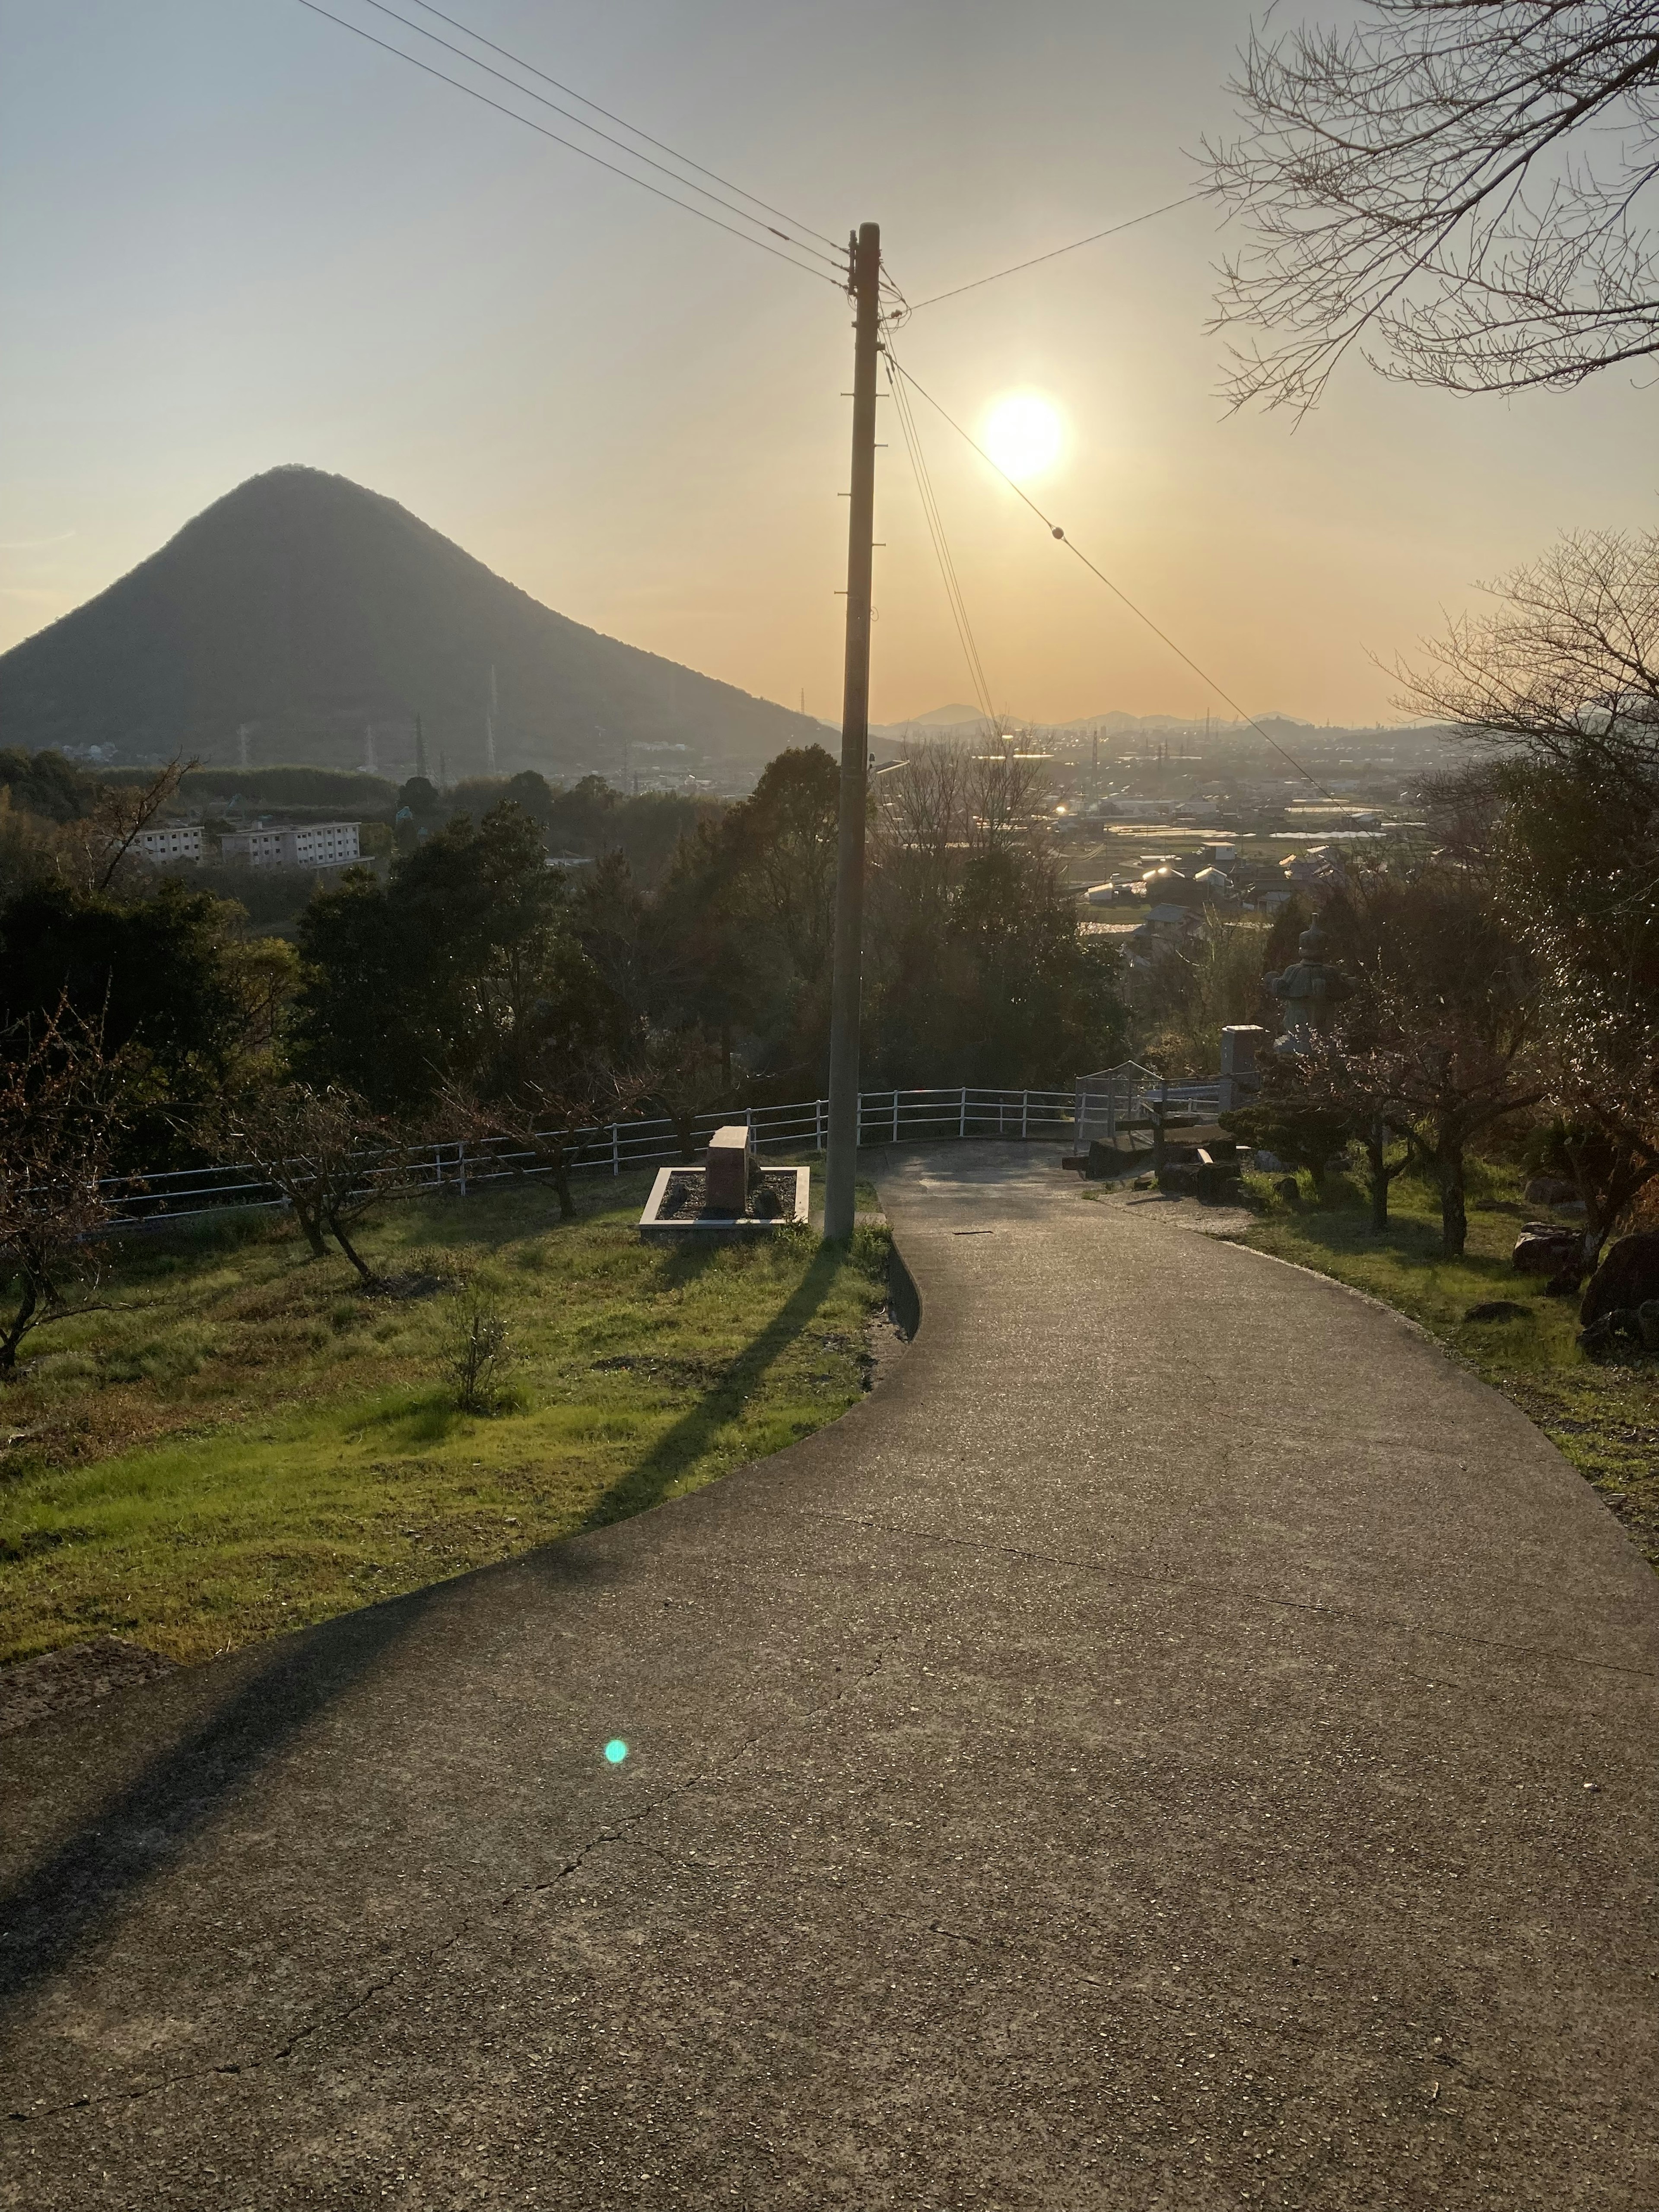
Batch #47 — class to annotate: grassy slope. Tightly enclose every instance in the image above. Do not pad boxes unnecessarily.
[0,1172,889,1668]
[1233,1168,1659,1570]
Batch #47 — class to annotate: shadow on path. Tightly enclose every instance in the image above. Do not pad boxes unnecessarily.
[578,1246,845,1531]
[0,1579,464,2026]
[0,1251,847,2025]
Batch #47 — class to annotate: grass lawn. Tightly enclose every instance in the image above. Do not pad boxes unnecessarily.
[1233,1166,1659,1570]
[0,1166,891,1669]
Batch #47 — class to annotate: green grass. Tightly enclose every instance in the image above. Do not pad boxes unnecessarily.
[0,1169,892,1668]
[1233,1163,1659,1569]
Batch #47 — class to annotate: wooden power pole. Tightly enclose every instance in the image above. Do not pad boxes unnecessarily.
[823,220,881,1243]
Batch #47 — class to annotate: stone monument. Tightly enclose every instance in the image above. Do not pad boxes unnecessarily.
[703,1125,756,1214]
[1264,918,1351,1053]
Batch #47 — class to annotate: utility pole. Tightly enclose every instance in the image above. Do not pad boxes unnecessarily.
[824,220,881,1243]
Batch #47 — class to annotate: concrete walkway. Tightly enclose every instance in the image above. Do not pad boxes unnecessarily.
[3,1146,1656,2209]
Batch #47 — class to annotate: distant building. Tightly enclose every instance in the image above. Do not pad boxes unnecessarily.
[135,823,204,863]
[220,821,360,869]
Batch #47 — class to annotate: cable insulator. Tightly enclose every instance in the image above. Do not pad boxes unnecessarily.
[1052,526,1065,540]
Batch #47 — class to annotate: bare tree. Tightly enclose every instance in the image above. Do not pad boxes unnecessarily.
[0,1000,124,1376]
[57,756,198,896]
[1397,529,1659,778]
[220,1084,429,1287]
[440,1063,658,1223]
[1399,531,1659,1253]
[645,1030,733,1163]
[1204,3,1659,407]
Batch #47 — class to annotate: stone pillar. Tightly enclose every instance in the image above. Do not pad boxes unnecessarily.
[1218,1025,1268,1112]
[704,1125,754,1215]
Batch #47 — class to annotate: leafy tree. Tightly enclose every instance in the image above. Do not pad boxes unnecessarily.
[1221,1061,1356,1203]
[0,875,255,1155]
[1205,0,1659,405]
[0,747,90,824]
[296,801,616,1110]
[866,745,1127,1087]
[653,748,842,1095]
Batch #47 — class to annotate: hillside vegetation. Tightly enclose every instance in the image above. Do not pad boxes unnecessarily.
[0,1174,890,1669]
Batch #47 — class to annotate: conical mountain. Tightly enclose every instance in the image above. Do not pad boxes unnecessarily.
[0,466,819,778]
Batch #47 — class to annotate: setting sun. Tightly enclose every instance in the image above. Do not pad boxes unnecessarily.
[982,392,1064,481]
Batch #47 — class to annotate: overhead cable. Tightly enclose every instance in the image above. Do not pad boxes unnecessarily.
[884,352,997,726]
[906,193,1201,313]
[884,350,1335,796]
[290,0,846,289]
[403,0,844,253]
[356,0,844,273]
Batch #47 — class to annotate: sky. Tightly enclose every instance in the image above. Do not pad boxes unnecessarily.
[1,0,1654,729]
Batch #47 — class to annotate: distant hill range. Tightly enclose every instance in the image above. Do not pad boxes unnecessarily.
[873,704,1324,738]
[0,466,820,779]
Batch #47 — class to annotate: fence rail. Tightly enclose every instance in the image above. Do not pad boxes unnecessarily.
[98,1086,1090,1228]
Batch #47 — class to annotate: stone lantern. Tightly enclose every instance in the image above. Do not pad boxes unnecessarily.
[1265,916,1351,1054]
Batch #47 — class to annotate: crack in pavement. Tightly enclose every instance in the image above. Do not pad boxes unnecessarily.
[5,1640,902,2129]
[3,1783,697,2130]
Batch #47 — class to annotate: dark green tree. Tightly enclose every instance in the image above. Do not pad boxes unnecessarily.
[296,801,618,1110]
[0,876,250,1157]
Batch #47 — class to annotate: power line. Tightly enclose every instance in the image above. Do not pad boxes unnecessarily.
[355,0,845,273]
[905,192,1201,313]
[884,353,997,727]
[289,0,846,289]
[884,348,1336,797]
[403,0,843,254]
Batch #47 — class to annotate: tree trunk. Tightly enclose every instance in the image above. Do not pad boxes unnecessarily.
[327,1213,377,1286]
[552,1150,575,1222]
[0,1273,39,1375]
[1438,1151,1468,1258]
[1363,1130,1390,1231]
[295,1208,329,1259]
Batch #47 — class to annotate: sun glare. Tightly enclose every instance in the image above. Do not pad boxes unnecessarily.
[982,393,1064,481]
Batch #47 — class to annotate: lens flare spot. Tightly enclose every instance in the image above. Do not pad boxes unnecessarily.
[604,1738,629,1764]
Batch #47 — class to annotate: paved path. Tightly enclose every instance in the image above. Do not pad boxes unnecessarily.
[3,1146,1657,2209]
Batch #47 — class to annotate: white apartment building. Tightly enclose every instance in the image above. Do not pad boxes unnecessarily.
[135,823,204,862]
[219,821,361,869]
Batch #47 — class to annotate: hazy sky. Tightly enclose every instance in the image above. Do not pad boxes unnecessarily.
[2,0,1654,727]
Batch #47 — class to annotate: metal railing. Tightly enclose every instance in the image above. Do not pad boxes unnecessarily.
[1074,1062,1223,1147]
[98,1086,1086,1228]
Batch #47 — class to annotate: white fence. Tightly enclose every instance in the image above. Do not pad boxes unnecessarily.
[101,1086,1088,1228]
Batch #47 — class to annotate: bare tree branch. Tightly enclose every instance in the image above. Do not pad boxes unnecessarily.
[1203,2,1659,406]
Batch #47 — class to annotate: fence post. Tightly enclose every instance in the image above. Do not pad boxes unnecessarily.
[959,1085,967,1138]
[892,1090,899,1143]
[816,1096,824,1154]
[457,1140,467,1198]
[1021,1090,1029,1139]
[611,1122,620,1177]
